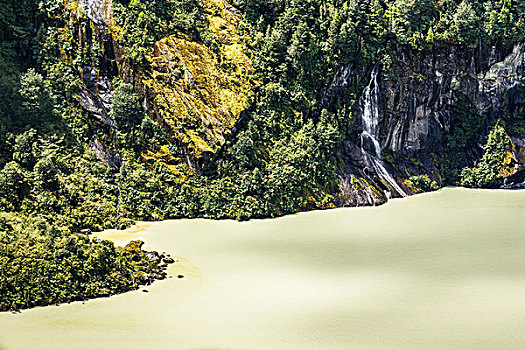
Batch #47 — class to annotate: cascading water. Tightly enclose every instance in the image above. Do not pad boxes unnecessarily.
[80,0,111,30]
[359,65,407,198]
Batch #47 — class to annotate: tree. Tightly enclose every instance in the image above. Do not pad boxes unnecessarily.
[12,129,37,169]
[389,0,436,48]
[452,1,482,48]
[0,124,13,167]
[18,69,54,126]
[34,156,58,189]
[0,0,35,60]
[0,161,29,210]
[111,82,144,132]
[460,123,514,188]
[111,82,147,149]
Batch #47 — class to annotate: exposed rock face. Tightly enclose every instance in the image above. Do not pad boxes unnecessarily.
[477,43,525,116]
[335,140,387,207]
[77,0,118,129]
[90,137,122,171]
[61,1,524,205]
[336,42,525,206]
[80,0,112,31]
[72,0,256,175]
[383,43,525,156]
[140,0,256,173]
[57,0,253,175]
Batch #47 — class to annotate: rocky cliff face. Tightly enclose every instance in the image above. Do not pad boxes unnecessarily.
[140,3,256,173]
[64,1,524,208]
[71,0,255,173]
[336,41,525,206]
[383,42,524,157]
[77,0,118,129]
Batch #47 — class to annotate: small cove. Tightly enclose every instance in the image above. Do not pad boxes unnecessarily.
[1,187,524,349]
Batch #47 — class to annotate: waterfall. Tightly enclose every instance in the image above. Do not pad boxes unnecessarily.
[359,65,407,198]
[80,0,111,32]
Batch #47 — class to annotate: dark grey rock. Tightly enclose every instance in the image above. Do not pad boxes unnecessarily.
[163,257,175,264]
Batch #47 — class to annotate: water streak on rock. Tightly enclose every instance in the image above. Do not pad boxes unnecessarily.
[359,65,407,198]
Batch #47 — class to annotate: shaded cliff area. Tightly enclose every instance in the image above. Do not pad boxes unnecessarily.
[338,41,525,206]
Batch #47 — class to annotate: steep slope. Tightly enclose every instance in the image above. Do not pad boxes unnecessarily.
[141,5,256,172]
[42,0,525,213]
[337,41,525,206]
[87,0,256,172]
[1,0,524,221]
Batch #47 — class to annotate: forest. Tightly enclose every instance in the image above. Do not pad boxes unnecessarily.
[0,0,524,310]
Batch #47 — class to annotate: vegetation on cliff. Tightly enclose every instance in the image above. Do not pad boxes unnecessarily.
[460,123,515,188]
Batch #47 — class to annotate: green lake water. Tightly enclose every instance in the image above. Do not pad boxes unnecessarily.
[1,187,524,349]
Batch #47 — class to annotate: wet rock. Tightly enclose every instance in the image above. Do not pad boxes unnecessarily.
[145,251,161,263]
[90,137,122,172]
[334,41,525,205]
[163,257,175,264]
[382,42,525,157]
[92,225,103,232]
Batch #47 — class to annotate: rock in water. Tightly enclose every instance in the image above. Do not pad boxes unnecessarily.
[163,257,175,264]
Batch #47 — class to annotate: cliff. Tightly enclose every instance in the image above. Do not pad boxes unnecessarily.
[336,41,525,206]
[4,0,522,220]
[74,0,256,174]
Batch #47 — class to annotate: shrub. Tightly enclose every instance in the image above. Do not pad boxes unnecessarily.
[460,123,514,188]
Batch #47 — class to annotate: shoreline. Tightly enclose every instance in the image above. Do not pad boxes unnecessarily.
[4,187,523,315]
[1,187,524,349]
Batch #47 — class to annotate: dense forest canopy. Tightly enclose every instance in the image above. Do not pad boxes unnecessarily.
[0,0,524,310]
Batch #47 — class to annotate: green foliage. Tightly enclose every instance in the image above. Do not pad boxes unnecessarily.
[405,175,439,193]
[388,0,436,48]
[117,161,174,219]
[460,123,514,188]
[0,0,524,312]
[109,0,525,221]
[111,82,144,131]
[0,0,34,64]
[485,0,525,46]
[111,82,145,147]
[113,0,217,63]
[12,129,37,169]
[18,69,55,127]
[33,156,59,190]
[0,214,165,311]
[0,162,29,210]
[111,81,165,150]
[451,1,482,48]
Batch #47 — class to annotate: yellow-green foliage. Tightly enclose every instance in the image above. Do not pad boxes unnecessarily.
[142,145,187,180]
[403,174,438,194]
[460,124,516,188]
[500,150,515,178]
[142,0,257,162]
